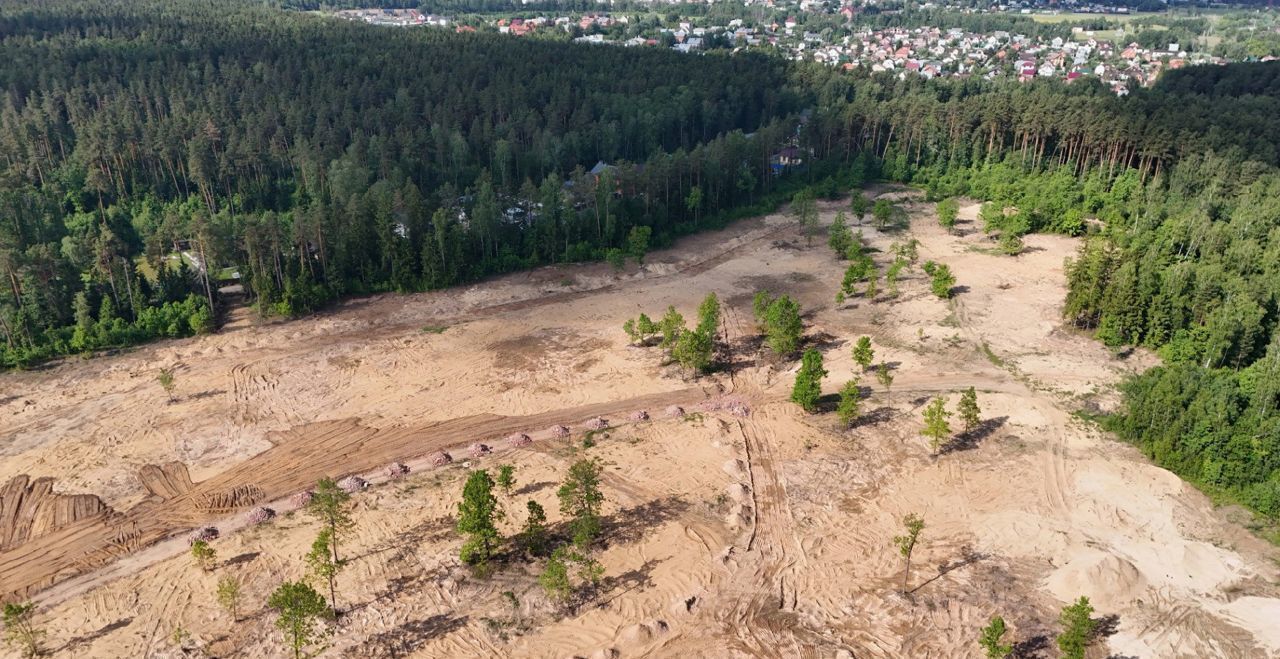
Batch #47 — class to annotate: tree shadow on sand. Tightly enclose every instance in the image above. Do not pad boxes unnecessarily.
[597,497,690,547]
[851,407,894,428]
[1012,634,1050,658]
[1008,613,1122,659]
[352,613,469,658]
[222,551,260,568]
[939,416,1009,454]
[590,558,663,608]
[57,618,133,653]
[909,546,987,595]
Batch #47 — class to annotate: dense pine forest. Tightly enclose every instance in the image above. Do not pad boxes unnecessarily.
[1,0,1278,520]
[0,0,806,367]
[795,66,1280,522]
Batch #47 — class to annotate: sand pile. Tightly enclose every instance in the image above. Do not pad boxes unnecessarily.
[1046,549,1147,611]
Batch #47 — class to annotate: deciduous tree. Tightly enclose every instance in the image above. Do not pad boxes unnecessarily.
[1,602,44,659]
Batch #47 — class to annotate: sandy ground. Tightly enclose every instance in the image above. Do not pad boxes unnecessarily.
[2,187,1279,658]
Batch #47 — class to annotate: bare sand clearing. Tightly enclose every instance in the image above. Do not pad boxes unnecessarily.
[2,188,1278,658]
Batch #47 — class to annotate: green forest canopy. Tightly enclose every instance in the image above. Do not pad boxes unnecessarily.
[1,0,1279,524]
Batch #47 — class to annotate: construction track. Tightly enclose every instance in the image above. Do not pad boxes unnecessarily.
[0,387,710,600]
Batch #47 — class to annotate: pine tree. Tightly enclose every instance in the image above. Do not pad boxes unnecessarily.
[763,295,804,356]
[791,349,827,413]
[929,263,957,299]
[893,513,925,595]
[673,327,714,373]
[520,500,549,556]
[876,363,895,404]
[958,387,981,432]
[922,397,953,453]
[659,305,685,350]
[558,459,604,547]
[792,189,818,245]
[157,367,177,403]
[752,291,774,323]
[306,527,343,614]
[850,192,869,223]
[836,379,861,426]
[1056,597,1096,659]
[978,616,1013,658]
[306,477,354,568]
[635,313,657,343]
[828,211,853,258]
[853,336,875,372]
[496,465,517,499]
[872,199,895,229]
[540,547,573,605]
[696,292,720,339]
[457,470,502,566]
[216,575,243,622]
[190,539,217,572]
[937,197,959,230]
[886,258,906,297]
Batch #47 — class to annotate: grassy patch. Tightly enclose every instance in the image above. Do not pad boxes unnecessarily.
[980,342,1007,369]
[420,324,449,334]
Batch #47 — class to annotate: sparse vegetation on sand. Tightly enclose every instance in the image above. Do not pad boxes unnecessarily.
[4,189,1278,658]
